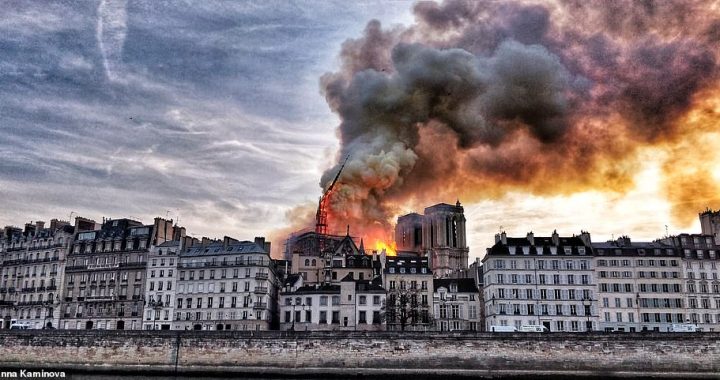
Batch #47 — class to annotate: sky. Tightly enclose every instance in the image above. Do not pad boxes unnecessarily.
[1,0,719,260]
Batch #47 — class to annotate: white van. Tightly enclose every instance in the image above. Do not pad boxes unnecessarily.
[520,325,548,332]
[9,322,29,330]
[490,325,518,332]
[669,323,698,332]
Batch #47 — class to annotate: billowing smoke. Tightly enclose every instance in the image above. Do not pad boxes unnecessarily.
[315,0,720,241]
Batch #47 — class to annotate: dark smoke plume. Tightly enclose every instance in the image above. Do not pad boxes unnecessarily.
[317,0,720,239]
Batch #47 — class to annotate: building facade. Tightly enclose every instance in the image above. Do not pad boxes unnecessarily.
[433,278,482,331]
[174,237,278,331]
[483,231,597,332]
[60,217,174,330]
[279,275,385,331]
[0,220,75,329]
[383,256,434,331]
[395,202,469,278]
[660,233,720,331]
[142,240,184,330]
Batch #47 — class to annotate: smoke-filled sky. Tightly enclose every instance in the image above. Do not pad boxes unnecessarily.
[2,0,719,259]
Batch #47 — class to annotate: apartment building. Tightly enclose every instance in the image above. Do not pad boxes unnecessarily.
[278,274,385,331]
[593,237,684,332]
[174,237,278,331]
[0,220,75,329]
[383,256,434,331]
[60,217,174,330]
[660,233,720,331]
[142,240,187,330]
[483,231,597,332]
[433,278,482,331]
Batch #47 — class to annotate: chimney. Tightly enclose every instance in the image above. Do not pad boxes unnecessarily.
[24,223,36,237]
[552,230,559,246]
[501,231,507,245]
[254,237,266,250]
[526,231,534,245]
[35,221,45,231]
[579,230,592,246]
[264,242,271,254]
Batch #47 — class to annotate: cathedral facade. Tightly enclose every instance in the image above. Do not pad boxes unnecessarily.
[395,201,469,278]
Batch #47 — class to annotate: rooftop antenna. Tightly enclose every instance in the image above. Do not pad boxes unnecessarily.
[165,210,171,219]
[665,225,669,238]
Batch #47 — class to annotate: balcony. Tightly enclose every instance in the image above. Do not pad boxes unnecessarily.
[253,302,267,310]
[0,300,14,306]
[21,287,36,293]
[87,263,119,270]
[253,287,268,294]
[66,265,87,272]
[47,285,57,291]
[255,272,269,280]
[119,261,147,269]
[86,295,114,302]
[64,297,73,302]
[77,297,85,301]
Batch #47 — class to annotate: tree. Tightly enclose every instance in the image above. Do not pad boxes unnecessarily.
[385,288,430,331]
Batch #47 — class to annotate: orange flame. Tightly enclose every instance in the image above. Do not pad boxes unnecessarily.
[373,240,397,256]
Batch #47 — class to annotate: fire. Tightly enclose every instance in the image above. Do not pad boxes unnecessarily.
[373,240,397,256]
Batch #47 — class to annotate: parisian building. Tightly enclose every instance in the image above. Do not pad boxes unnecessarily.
[0,220,76,329]
[482,231,597,332]
[383,256,434,331]
[659,233,720,331]
[592,237,684,332]
[278,274,386,331]
[174,237,278,331]
[60,217,175,330]
[395,201,469,278]
[142,238,193,330]
[432,278,482,331]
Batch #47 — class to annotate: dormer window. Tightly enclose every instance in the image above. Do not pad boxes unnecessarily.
[389,267,395,274]
[400,267,406,274]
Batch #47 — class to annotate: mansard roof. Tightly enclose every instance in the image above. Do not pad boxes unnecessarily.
[487,237,591,258]
[592,240,681,257]
[434,278,478,293]
[293,283,340,294]
[182,241,267,256]
[384,256,432,274]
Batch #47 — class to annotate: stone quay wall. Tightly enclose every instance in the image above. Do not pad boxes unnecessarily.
[0,331,718,377]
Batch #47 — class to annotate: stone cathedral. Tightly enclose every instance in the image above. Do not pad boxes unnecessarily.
[394,201,469,278]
